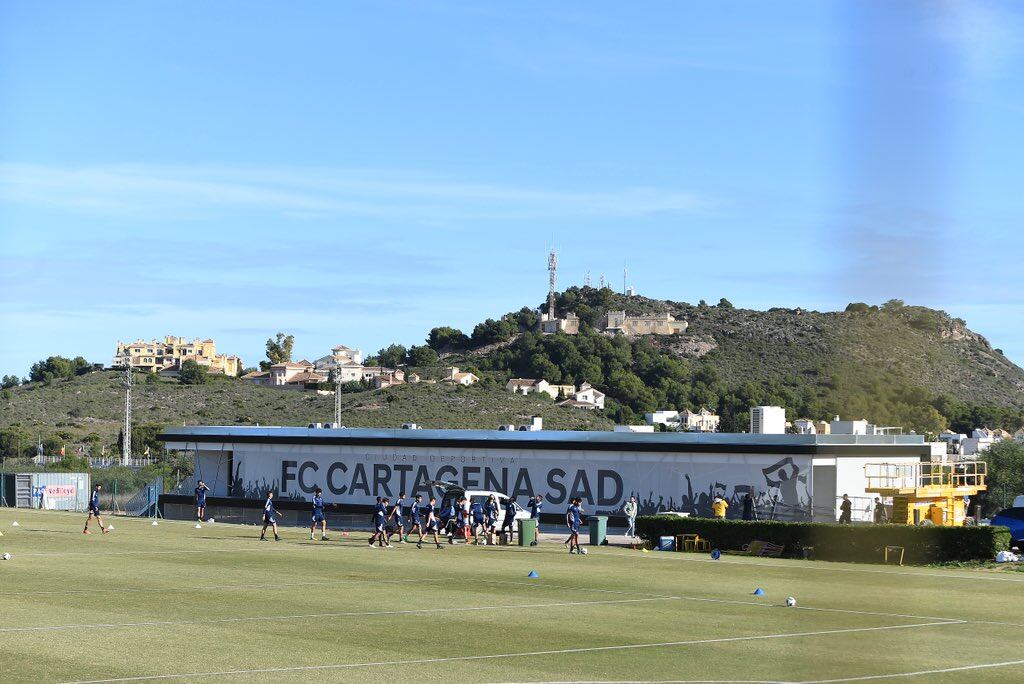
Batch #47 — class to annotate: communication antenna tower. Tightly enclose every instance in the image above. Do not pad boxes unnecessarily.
[623,265,628,295]
[547,249,557,319]
[599,274,605,289]
[334,368,343,426]
[122,362,132,466]
[584,270,591,287]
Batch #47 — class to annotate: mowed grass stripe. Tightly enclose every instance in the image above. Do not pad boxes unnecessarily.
[57,620,966,683]
[0,596,673,633]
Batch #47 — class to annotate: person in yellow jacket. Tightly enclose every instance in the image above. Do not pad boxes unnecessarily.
[712,496,728,519]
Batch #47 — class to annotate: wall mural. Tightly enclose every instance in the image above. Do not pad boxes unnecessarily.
[197,446,817,520]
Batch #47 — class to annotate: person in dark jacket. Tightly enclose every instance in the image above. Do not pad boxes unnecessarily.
[741,492,755,520]
[839,494,852,524]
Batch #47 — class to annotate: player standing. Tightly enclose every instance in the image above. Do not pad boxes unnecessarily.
[309,487,329,541]
[470,498,485,544]
[501,496,517,544]
[528,494,543,546]
[418,496,444,549]
[259,491,281,541]
[405,494,424,544]
[194,479,209,521]
[485,495,499,544]
[566,497,583,554]
[82,483,109,534]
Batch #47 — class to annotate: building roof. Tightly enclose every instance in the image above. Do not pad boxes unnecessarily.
[507,378,543,387]
[285,372,326,383]
[158,425,934,457]
[241,371,270,379]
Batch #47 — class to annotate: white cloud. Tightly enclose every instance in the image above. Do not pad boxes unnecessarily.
[0,163,708,221]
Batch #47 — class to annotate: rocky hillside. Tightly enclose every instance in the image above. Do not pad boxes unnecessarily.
[448,288,1024,433]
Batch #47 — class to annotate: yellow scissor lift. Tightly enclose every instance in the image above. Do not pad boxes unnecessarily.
[864,461,987,526]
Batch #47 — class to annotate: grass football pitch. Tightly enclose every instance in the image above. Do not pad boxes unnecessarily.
[1,509,1022,683]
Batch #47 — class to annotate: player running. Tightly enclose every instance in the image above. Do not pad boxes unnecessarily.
[82,483,109,535]
[566,497,583,554]
[405,494,424,544]
[389,492,406,544]
[194,479,210,521]
[309,487,329,541]
[418,496,444,549]
[260,491,281,541]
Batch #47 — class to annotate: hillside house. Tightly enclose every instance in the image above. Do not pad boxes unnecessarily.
[114,336,242,376]
[442,367,479,386]
[507,378,551,397]
[680,407,719,432]
[603,311,687,336]
[539,311,580,335]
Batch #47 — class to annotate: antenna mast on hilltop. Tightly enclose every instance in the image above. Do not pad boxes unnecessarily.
[334,368,343,426]
[623,265,628,295]
[584,270,591,287]
[547,249,558,319]
[122,362,132,466]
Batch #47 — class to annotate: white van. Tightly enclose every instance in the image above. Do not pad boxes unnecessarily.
[431,481,531,537]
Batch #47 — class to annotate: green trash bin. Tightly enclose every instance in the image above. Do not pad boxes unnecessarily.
[518,518,538,546]
[588,515,608,546]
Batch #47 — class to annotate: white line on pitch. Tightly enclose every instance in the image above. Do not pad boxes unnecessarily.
[487,658,1024,684]
[797,658,1024,682]
[1,596,671,633]
[58,620,965,683]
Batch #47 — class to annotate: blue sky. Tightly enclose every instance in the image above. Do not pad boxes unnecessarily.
[1,1,1022,376]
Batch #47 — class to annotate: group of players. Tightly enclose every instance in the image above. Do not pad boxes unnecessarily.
[244,483,589,552]
[79,478,587,552]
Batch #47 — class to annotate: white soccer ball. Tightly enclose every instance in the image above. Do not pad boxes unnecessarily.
[786,596,797,607]
[2,553,10,561]
[580,547,588,555]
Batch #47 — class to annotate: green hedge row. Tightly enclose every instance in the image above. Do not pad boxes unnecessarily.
[636,515,1011,565]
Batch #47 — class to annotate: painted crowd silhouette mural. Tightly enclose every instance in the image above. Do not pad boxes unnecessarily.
[630,457,812,520]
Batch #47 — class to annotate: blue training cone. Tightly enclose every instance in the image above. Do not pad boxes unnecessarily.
[710,549,721,560]
[527,570,539,579]
[753,588,765,596]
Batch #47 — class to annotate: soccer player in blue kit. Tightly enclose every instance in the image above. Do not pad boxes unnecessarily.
[389,492,406,544]
[417,496,444,549]
[194,479,209,522]
[260,491,281,541]
[82,483,108,534]
[470,498,486,544]
[369,497,391,548]
[528,494,543,546]
[501,495,517,544]
[405,494,424,544]
[566,497,583,554]
[309,487,329,541]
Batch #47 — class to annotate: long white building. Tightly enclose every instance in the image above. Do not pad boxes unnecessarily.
[159,426,942,522]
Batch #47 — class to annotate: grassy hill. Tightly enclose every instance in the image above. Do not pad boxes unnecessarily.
[0,372,612,458]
